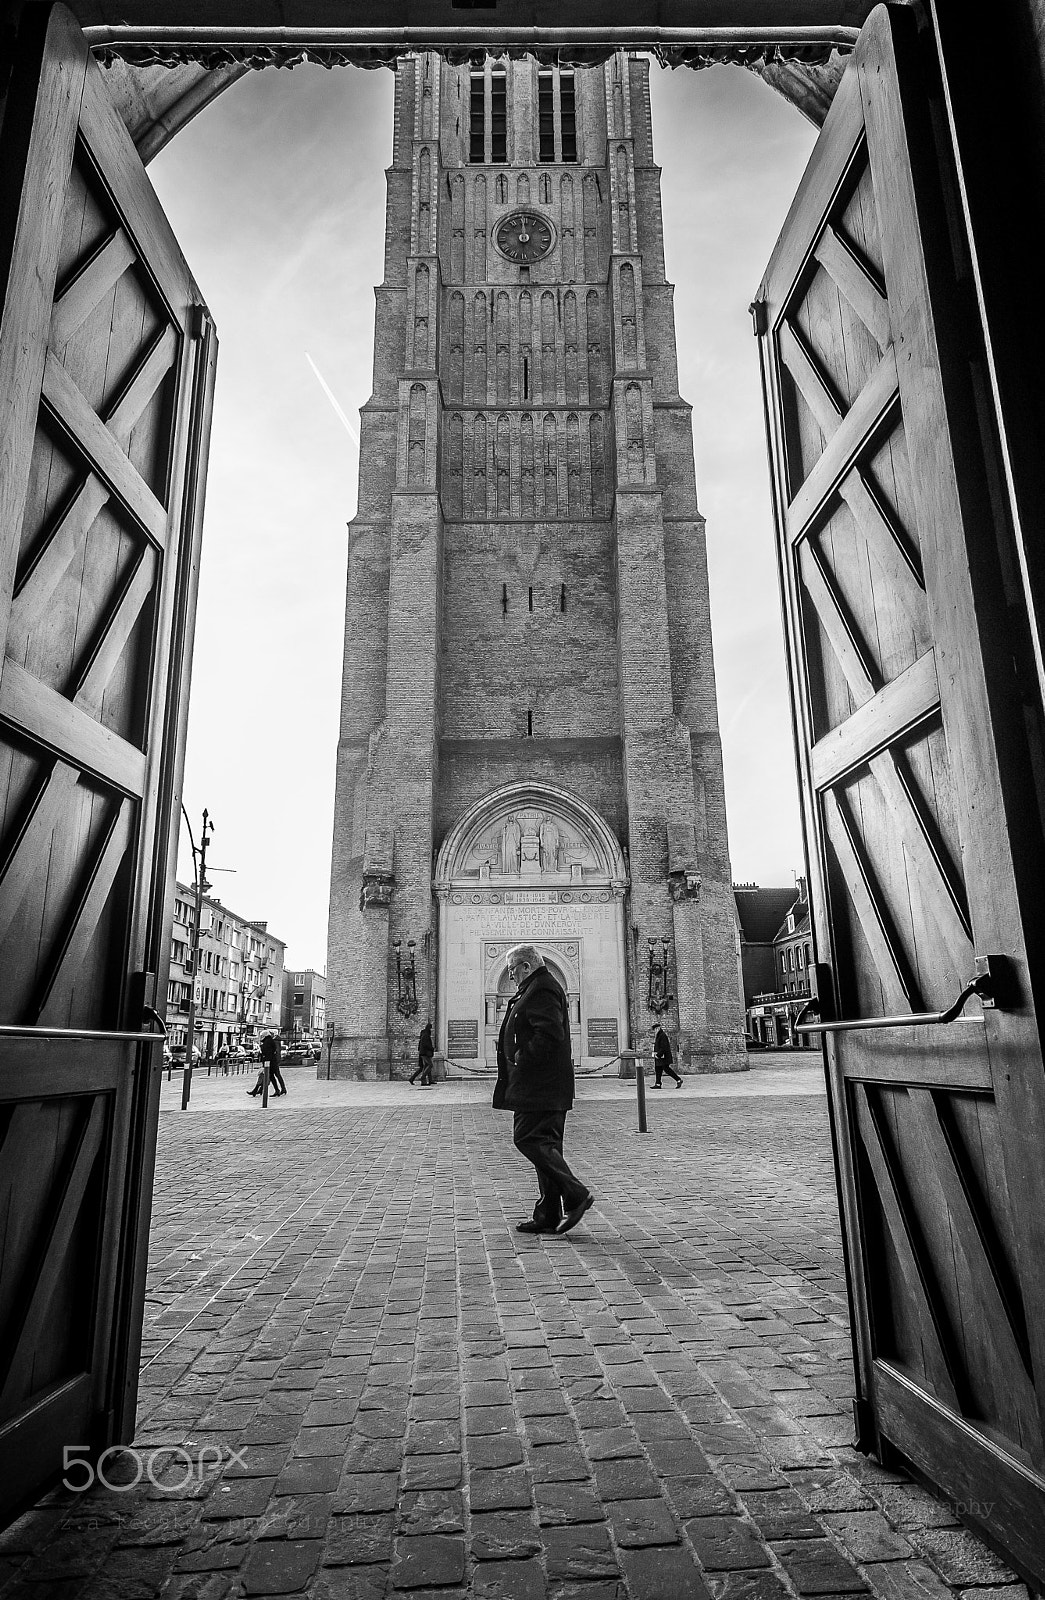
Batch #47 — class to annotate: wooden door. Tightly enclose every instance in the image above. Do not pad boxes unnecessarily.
[755,5,1045,1584]
[0,3,216,1523]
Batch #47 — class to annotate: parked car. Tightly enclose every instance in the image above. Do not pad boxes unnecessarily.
[170,1043,201,1066]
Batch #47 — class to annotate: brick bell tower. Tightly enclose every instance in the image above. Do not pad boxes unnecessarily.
[326,51,746,1079]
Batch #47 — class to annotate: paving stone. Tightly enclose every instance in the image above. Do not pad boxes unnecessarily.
[390,1533,465,1589]
[872,1484,960,1531]
[619,1543,713,1599]
[687,1515,772,1570]
[342,1438,404,1474]
[772,1538,869,1594]
[704,1573,792,1600]
[860,1559,955,1600]
[471,1509,543,1559]
[605,1497,680,1548]
[911,1529,1019,1586]
[738,1489,822,1540]
[469,1467,534,1510]
[275,1457,343,1495]
[322,1513,395,1565]
[333,1473,401,1513]
[466,1405,518,1435]
[535,1482,605,1525]
[581,1428,644,1461]
[201,1478,274,1520]
[593,1458,660,1501]
[400,1455,462,1492]
[311,1566,390,1600]
[521,1439,589,1482]
[821,1510,912,1562]
[526,1415,581,1447]
[644,1440,713,1477]
[161,1574,241,1599]
[788,1468,875,1514]
[239,1537,323,1595]
[542,1522,620,1580]
[255,1493,332,1541]
[468,1432,525,1468]
[667,1476,741,1518]
[397,1490,464,1535]
[404,1419,461,1454]
[473,1558,549,1599]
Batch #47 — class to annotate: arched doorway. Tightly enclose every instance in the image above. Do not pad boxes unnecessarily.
[434,782,629,1067]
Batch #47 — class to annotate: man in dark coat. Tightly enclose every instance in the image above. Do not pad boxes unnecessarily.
[494,944,593,1235]
[410,1021,435,1087]
[652,1026,683,1088]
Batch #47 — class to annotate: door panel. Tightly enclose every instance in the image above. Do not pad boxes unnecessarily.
[0,3,215,1523]
[756,5,1045,1583]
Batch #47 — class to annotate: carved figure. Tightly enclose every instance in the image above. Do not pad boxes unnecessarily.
[501,814,522,875]
[539,817,561,872]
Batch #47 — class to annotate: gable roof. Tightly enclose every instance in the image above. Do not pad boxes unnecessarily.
[733,885,801,944]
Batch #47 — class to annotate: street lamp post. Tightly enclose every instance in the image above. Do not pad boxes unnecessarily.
[181,805,215,1111]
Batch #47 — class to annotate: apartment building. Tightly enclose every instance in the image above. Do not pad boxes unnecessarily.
[167,883,286,1057]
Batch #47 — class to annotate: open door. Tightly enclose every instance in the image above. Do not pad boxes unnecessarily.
[755,4,1045,1583]
[0,4,215,1521]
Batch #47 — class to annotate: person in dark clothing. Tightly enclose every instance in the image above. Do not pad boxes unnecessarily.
[410,1021,435,1087]
[494,944,593,1235]
[249,1032,286,1097]
[652,1026,683,1089]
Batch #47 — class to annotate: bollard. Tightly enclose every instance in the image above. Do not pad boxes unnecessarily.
[181,1062,192,1110]
[261,1060,270,1109]
[618,1050,650,1133]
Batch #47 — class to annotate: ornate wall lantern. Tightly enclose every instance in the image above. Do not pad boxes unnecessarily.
[393,937,419,1016]
[647,937,674,1014]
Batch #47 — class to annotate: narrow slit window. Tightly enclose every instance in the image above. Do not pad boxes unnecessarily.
[538,71,555,162]
[528,586,534,612]
[490,70,507,164]
[469,72,485,163]
[560,72,577,162]
[560,584,566,612]
[527,709,533,736]
[502,582,508,615]
[523,356,529,399]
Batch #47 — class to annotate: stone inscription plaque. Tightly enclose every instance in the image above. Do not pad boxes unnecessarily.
[447,1019,479,1054]
[587,1017,619,1056]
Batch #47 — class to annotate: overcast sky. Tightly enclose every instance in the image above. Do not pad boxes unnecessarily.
[149,59,816,972]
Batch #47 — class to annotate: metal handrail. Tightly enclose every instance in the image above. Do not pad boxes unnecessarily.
[0,1006,168,1044]
[794,973,993,1036]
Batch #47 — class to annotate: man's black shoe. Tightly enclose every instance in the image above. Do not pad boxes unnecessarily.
[516,1219,555,1234]
[555,1193,594,1234]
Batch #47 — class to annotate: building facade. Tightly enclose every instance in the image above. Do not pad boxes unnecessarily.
[282,968,326,1039]
[327,53,745,1077]
[734,880,815,1048]
[167,885,286,1056]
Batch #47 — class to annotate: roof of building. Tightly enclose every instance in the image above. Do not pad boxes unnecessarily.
[733,884,802,944]
[175,881,287,948]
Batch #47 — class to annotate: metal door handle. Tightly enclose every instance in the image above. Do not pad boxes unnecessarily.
[0,1011,168,1044]
[794,971,994,1036]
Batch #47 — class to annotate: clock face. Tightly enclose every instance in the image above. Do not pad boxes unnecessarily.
[495,210,554,264]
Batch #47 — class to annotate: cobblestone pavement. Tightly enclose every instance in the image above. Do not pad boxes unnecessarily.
[0,1069,1027,1600]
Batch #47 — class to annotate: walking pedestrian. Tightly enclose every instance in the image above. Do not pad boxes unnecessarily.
[248,1032,287,1097]
[410,1021,436,1087]
[652,1025,683,1088]
[494,944,593,1235]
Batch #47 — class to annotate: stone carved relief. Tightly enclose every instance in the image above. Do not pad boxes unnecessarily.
[469,808,598,880]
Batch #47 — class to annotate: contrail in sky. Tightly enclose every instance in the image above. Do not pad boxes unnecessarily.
[305,352,360,447]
